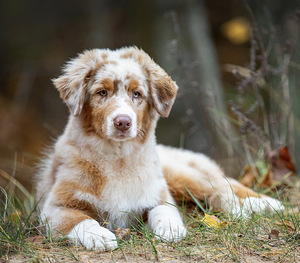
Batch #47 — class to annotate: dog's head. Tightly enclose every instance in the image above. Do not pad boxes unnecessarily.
[53,47,178,142]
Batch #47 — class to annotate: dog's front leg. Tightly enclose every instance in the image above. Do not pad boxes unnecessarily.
[41,205,118,251]
[148,203,187,242]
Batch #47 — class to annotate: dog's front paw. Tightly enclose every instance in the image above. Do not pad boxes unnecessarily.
[153,224,187,243]
[67,219,118,251]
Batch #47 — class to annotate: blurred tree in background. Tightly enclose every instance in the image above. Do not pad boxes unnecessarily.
[0,0,299,192]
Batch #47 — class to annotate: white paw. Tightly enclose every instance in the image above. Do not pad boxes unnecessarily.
[67,219,118,251]
[242,197,284,216]
[148,204,186,242]
[229,206,250,219]
[153,224,187,242]
[262,197,284,211]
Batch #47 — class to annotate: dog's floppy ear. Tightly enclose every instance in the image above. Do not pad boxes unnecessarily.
[148,67,178,118]
[123,47,178,117]
[53,50,101,116]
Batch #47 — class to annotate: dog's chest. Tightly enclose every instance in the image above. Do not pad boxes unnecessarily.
[100,158,165,210]
[80,153,166,225]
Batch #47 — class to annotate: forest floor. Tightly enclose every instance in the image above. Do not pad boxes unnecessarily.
[1,180,300,263]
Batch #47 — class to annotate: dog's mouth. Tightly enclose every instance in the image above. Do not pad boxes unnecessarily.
[109,130,136,142]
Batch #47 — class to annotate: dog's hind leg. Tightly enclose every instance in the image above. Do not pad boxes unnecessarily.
[162,162,243,217]
[227,178,284,216]
[159,145,284,217]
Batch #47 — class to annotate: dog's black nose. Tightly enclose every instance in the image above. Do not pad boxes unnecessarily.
[113,115,132,132]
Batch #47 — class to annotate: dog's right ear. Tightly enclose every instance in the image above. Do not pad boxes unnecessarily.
[53,50,101,116]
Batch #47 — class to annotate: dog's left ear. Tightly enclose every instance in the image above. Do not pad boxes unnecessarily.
[148,68,178,118]
[124,47,178,117]
[53,50,100,116]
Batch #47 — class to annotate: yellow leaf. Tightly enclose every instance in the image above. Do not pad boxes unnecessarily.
[202,213,227,228]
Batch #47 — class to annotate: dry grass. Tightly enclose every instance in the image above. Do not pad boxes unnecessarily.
[1,180,299,263]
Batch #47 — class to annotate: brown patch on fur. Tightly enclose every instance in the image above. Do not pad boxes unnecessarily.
[127,79,139,93]
[151,76,177,116]
[120,47,145,65]
[67,155,107,196]
[163,166,215,203]
[100,78,114,92]
[226,178,267,200]
[120,51,134,59]
[159,188,168,205]
[231,182,265,199]
[113,79,120,92]
[56,209,93,235]
[102,52,108,60]
[135,101,152,144]
[144,67,178,118]
[135,53,144,65]
[79,99,118,138]
[155,77,177,103]
[54,181,98,218]
[79,102,99,135]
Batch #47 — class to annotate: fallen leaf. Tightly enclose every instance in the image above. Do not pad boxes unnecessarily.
[25,235,44,244]
[115,228,131,240]
[278,147,296,172]
[268,229,280,239]
[202,213,227,228]
[240,165,258,188]
[258,168,273,188]
[244,147,298,192]
[267,147,296,183]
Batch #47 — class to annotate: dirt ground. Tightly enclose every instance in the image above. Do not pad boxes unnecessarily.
[3,242,300,263]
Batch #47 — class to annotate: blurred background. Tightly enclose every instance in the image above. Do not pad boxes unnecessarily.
[0,0,299,193]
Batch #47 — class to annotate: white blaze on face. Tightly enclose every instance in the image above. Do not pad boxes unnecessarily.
[106,97,137,141]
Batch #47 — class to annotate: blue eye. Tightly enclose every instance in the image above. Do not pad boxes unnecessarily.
[133,91,141,98]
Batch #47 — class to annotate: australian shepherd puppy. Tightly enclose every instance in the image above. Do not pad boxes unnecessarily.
[36,47,283,251]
